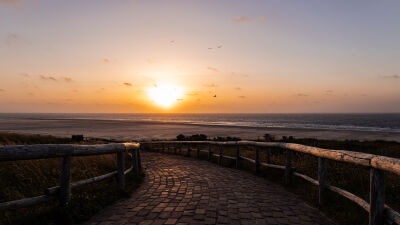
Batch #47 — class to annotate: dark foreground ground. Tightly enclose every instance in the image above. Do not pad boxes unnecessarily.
[86,151,335,225]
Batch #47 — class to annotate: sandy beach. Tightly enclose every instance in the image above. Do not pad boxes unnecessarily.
[0,117,399,142]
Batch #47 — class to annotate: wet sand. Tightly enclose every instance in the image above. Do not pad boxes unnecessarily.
[0,118,399,142]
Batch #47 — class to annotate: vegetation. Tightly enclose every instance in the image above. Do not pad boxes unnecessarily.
[147,135,400,225]
[0,132,143,225]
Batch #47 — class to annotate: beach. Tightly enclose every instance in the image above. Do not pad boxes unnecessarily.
[0,117,399,142]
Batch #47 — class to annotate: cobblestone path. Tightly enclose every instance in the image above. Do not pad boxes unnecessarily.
[86,151,335,225]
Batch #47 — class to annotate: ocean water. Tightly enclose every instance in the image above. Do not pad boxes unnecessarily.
[1,113,400,133]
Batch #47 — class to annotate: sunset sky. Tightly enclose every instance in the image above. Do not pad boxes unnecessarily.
[1,0,399,113]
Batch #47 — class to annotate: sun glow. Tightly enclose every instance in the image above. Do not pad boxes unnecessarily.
[147,83,185,108]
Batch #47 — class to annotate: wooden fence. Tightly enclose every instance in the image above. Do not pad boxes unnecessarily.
[144,140,400,225]
[0,143,142,210]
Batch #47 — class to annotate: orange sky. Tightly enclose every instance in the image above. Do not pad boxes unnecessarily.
[0,0,399,113]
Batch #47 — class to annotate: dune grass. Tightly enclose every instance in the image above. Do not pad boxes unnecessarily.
[0,132,143,225]
[144,137,400,225]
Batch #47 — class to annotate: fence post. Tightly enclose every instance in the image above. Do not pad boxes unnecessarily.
[255,146,260,173]
[187,145,191,157]
[236,144,240,169]
[370,168,385,225]
[266,148,271,164]
[197,144,200,158]
[137,146,142,172]
[162,143,165,153]
[59,155,72,206]
[318,157,326,206]
[218,144,223,166]
[285,149,292,185]
[179,144,182,155]
[208,144,212,161]
[134,148,140,177]
[117,151,125,192]
[174,144,177,154]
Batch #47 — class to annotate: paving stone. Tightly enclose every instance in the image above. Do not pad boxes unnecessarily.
[85,152,336,225]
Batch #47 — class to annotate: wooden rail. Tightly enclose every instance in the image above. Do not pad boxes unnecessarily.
[144,140,400,225]
[0,143,142,210]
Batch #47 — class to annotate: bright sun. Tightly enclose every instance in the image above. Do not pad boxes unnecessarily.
[147,83,184,108]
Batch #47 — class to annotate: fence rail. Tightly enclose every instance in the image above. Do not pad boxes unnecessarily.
[0,143,142,210]
[144,140,400,225]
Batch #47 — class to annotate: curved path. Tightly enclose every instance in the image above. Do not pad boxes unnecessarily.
[86,152,335,225]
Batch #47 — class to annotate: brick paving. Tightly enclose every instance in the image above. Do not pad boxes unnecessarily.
[86,152,336,225]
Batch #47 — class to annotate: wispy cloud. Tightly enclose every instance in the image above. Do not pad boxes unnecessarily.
[0,88,5,92]
[19,73,30,77]
[203,83,218,88]
[5,33,19,46]
[62,77,73,82]
[207,66,219,72]
[379,74,400,79]
[232,16,267,24]
[0,0,24,6]
[234,87,242,91]
[296,93,309,97]
[123,82,133,87]
[238,95,246,99]
[325,90,334,95]
[40,75,57,81]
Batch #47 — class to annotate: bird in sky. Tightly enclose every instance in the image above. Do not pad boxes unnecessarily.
[217,45,222,48]
[208,47,213,50]
[213,95,217,98]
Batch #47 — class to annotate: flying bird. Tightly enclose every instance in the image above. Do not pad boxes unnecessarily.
[170,40,175,44]
[208,47,213,50]
[217,45,222,48]
[213,95,217,98]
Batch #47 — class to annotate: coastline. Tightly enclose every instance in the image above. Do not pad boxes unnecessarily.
[0,118,399,142]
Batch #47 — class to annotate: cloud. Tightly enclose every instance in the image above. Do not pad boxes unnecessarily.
[234,87,242,91]
[62,77,73,82]
[238,95,246,99]
[123,82,133,87]
[19,73,30,77]
[5,33,19,46]
[203,83,218,88]
[379,74,400,79]
[207,66,219,72]
[0,0,24,6]
[103,58,110,63]
[0,88,5,92]
[232,16,267,24]
[296,93,309,97]
[40,75,57,81]
[325,90,334,95]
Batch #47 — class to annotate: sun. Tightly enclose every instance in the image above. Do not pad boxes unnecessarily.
[147,83,184,108]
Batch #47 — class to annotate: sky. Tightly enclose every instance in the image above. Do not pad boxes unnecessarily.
[0,0,399,113]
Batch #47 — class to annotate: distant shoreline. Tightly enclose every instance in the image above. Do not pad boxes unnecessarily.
[0,117,399,142]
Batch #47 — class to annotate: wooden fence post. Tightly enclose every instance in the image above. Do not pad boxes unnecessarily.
[285,149,292,185]
[255,147,260,173]
[197,144,200,158]
[318,157,326,206]
[218,144,223,166]
[266,148,271,164]
[187,145,191,157]
[370,168,385,225]
[236,144,240,169]
[59,155,72,206]
[208,144,212,161]
[134,148,140,177]
[162,143,165,153]
[117,151,125,192]
[174,144,177,154]
[137,146,142,172]
[179,144,182,155]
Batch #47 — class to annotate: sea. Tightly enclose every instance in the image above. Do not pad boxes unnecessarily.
[0,113,399,133]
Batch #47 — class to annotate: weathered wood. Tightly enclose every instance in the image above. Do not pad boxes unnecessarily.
[266,148,271,163]
[0,195,54,210]
[134,148,140,177]
[255,147,260,173]
[259,162,286,170]
[318,157,327,206]
[187,145,191,157]
[236,144,240,169]
[174,144,177,154]
[370,168,385,225]
[117,152,125,192]
[293,172,319,185]
[218,144,223,165]
[59,155,72,206]
[385,207,400,225]
[208,144,212,161]
[326,185,369,211]
[241,156,255,164]
[285,150,292,185]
